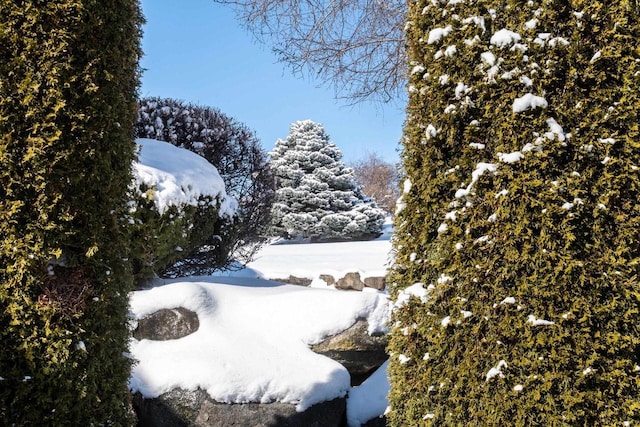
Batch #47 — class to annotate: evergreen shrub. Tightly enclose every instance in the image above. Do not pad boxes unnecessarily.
[0,0,142,424]
[270,120,386,241]
[389,1,640,425]
[128,188,222,283]
[135,97,274,274]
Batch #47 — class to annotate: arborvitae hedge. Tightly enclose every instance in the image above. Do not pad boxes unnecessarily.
[0,1,142,424]
[389,1,640,425]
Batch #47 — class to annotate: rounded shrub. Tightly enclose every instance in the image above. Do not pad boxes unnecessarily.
[128,139,237,282]
[389,1,640,425]
[135,97,274,273]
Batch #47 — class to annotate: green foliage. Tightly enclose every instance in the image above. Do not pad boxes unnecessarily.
[128,186,221,282]
[0,0,142,424]
[389,1,640,425]
[135,97,275,273]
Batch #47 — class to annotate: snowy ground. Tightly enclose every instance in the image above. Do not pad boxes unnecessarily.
[223,220,394,286]
[129,139,392,426]
[129,235,393,427]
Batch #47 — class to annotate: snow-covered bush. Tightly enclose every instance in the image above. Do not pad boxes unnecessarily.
[129,139,237,282]
[0,2,142,424]
[389,2,640,426]
[270,120,385,241]
[135,97,274,273]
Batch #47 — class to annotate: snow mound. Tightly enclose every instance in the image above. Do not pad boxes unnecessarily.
[129,279,390,412]
[133,138,237,216]
[346,360,390,427]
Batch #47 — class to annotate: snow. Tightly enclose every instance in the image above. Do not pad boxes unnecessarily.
[346,361,389,427]
[444,45,457,57]
[525,18,538,29]
[411,64,426,75]
[500,297,516,305]
[427,25,453,44]
[455,162,498,199]
[455,82,471,98]
[403,178,412,194]
[129,277,390,412]
[129,232,395,424]
[546,118,566,141]
[395,282,431,308]
[485,360,508,381]
[425,124,438,140]
[481,51,496,66]
[239,237,392,285]
[133,138,237,217]
[527,314,555,326]
[512,94,548,113]
[498,151,524,164]
[490,29,522,48]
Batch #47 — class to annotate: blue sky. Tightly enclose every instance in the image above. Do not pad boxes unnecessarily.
[139,0,405,164]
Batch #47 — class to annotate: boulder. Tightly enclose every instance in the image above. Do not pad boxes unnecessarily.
[133,307,199,341]
[363,276,386,291]
[362,415,386,427]
[319,274,336,286]
[311,319,388,385]
[275,275,313,286]
[335,272,364,291]
[132,389,346,427]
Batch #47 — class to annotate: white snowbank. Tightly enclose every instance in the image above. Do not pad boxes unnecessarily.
[129,278,390,412]
[346,360,389,427]
[133,138,237,216]
[238,236,393,285]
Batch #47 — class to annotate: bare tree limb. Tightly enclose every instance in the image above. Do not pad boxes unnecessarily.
[213,0,407,104]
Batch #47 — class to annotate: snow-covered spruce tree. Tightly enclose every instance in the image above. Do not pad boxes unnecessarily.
[135,97,274,273]
[270,120,385,240]
[388,1,640,425]
[0,1,142,424]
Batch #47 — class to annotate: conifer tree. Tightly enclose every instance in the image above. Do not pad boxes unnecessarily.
[389,1,640,425]
[0,1,142,424]
[270,120,385,240]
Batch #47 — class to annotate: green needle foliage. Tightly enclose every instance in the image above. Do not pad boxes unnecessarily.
[389,1,640,425]
[0,1,143,424]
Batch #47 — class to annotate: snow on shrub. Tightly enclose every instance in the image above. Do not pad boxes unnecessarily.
[270,120,385,241]
[135,97,275,273]
[129,139,237,281]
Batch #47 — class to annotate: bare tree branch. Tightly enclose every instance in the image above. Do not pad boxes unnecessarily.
[213,0,407,103]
